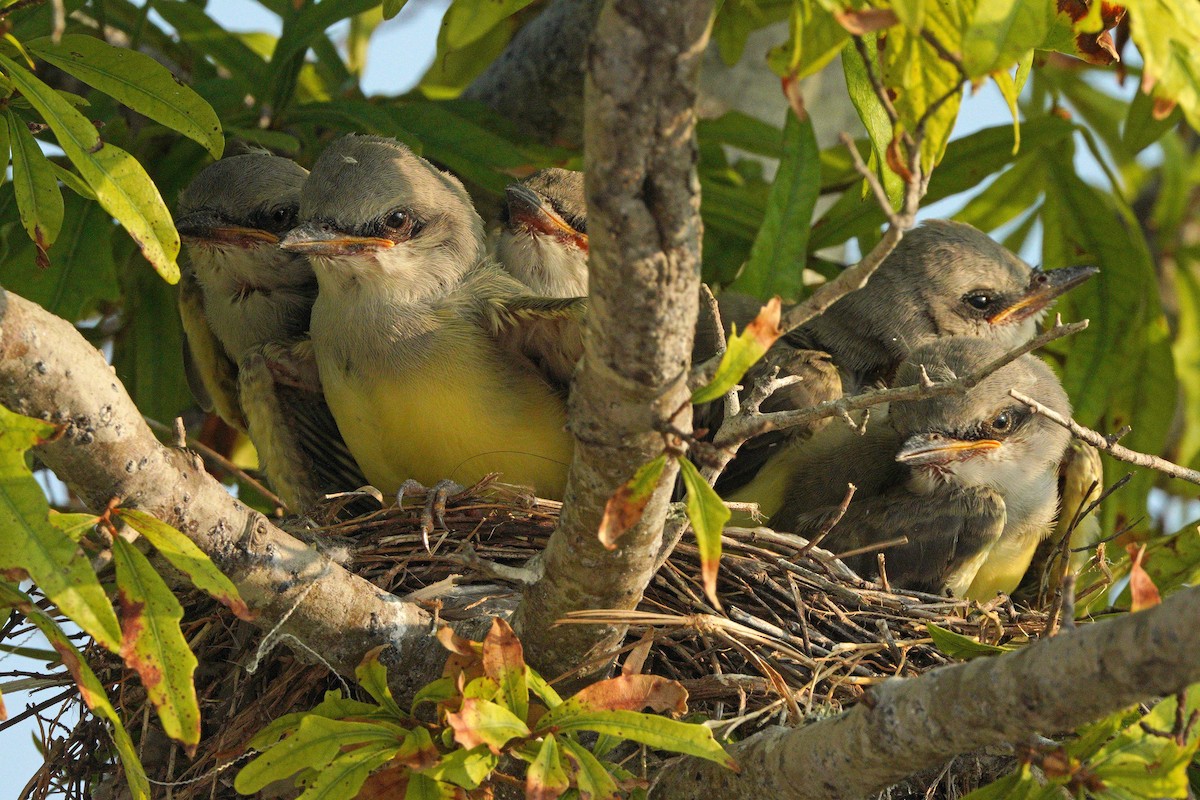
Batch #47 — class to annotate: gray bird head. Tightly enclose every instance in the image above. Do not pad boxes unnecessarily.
[809,220,1097,379]
[176,153,311,288]
[888,337,1071,497]
[492,168,588,297]
[280,135,487,302]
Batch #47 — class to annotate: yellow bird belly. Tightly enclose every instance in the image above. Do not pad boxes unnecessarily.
[964,528,1043,601]
[322,333,573,500]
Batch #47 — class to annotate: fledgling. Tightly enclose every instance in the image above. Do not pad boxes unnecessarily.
[720,221,1096,504]
[491,168,588,298]
[769,337,1072,600]
[175,151,364,510]
[280,135,581,503]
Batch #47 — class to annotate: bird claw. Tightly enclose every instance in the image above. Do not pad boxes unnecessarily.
[396,479,467,552]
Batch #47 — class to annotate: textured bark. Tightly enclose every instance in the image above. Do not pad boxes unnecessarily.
[653,585,1200,799]
[462,0,602,147]
[0,288,445,702]
[511,1,711,679]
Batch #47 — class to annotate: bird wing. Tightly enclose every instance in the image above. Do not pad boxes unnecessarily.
[178,268,246,431]
[485,294,586,396]
[783,485,1007,596]
[238,344,367,512]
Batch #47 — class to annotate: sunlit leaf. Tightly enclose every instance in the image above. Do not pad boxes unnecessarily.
[0,403,122,652]
[419,745,497,790]
[28,34,223,158]
[247,691,386,751]
[115,507,250,620]
[962,0,1052,77]
[356,645,406,720]
[1124,0,1200,131]
[236,716,401,794]
[960,765,1046,799]
[482,618,528,722]
[599,454,669,550]
[0,581,149,800]
[550,708,737,769]
[843,37,902,208]
[527,734,570,800]
[1124,85,1185,154]
[766,0,850,82]
[111,536,200,749]
[538,675,688,728]
[677,457,731,609]
[0,54,180,281]
[1088,685,1200,797]
[442,0,534,49]
[445,698,530,754]
[1126,543,1163,612]
[692,297,784,404]
[382,0,410,20]
[418,17,511,101]
[297,742,399,800]
[559,736,621,800]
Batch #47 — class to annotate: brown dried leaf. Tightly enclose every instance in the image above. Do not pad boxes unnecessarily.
[567,674,688,715]
[598,454,669,550]
[836,8,899,35]
[1127,543,1162,612]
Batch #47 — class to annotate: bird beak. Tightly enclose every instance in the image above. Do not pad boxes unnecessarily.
[895,433,1003,466]
[505,184,588,252]
[988,265,1099,324]
[176,212,279,247]
[278,223,395,256]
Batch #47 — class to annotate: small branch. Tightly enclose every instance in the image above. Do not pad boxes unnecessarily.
[1009,390,1200,486]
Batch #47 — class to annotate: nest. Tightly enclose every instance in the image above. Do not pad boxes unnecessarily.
[18,483,1052,799]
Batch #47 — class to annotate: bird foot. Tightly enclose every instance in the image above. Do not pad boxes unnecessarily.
[397,479,468,551]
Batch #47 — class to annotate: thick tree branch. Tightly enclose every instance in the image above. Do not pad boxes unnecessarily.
[0,289,445,703]
[512,0,711,679]
[654,586,1200,799]
[462,0,602,147]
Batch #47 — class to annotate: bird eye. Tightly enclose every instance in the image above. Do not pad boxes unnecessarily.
[271,207,295,227]
[964,292,993,311]
[989,412,1012,432]
[385,210,409,230]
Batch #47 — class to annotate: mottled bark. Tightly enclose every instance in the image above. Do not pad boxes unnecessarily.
[0,289,444,702]
[654,586,1200,799]
[511,1,711,679]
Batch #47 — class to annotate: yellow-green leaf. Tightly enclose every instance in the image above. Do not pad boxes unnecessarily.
[297,742,399,800]
[527,734,570,800]
[7,110,63,255]
[28,34,223,159]
[961,0,1052,78]
[926,623,1014,660]
[355,644,406,720]
[115,507,249,620]
[419,745,497,790]
[559,736,620,800]
[47,511,97,542]
[443,0,534,49]
[551,708,737,770]
[382,0,410,20]
[599,453,670,550]
[404,772,462,799]
[49,162,95,199]
[692,297,784,404]
[0,581,149,800]
[1125,0,1200,131]
[677,457,730,610]
[482,618,527,723]
[0,53,180,282]
[445,698,530,754]
[236,716,400,794]
[247,691,384,752]
[111,535,199,748]
[766,0,849,81]
[0,403,122,652]
[991,69,1021,154]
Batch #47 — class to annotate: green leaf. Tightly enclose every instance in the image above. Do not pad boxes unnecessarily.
[411,676,459,712]
[526,667,564,710]
[418,17,511,101]
[248,691,385,751]
[991,70,1021,154]
[111,536,199,748]
[404,772,463,799]
[297,742,399,800]
[28,34,223,159]
[548,708,737,769]
[236,716,401,794]
[0,581,150,800]
[962,0,1052,77]
[7,110,63,254]
[844,38,903,208]
[419,745,497,790]
[960,765,1048,800]
[1124,86,1185,154]
[697,112,784,159]
[599,453,670,549]
[766,0,850,82]
[926,623,1014,660]
[445,698,530,754]
[483,618,528,723]
[558,736,620,800]
[527,734,570,799]
[0,53,180,282]
[677,457,731,610]
[1124,0,1200,131]
[115,508,249,620]
[268,0,378,109]
[892,0,925,33]
[692,298,782,404]
[355,645,406,720]
[730,111,820,299]
[1089,685,1200,797]
[0,403,123,652]
[1172,258,1200,471]
[48,511,98,542]
[443,0,534,49]
[382,0,410,20]
[49,162,96,199]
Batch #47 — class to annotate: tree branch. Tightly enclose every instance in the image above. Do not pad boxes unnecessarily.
[0,289,445,703]
[1010,389,1200,486]
[462,0,602,147]
[511,0,712,680]
[653,585,1200,799]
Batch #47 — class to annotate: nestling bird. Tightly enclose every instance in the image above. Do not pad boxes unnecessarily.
[175,150,365,510]
[491,168,588,297]
[720,221,1096,506]
[769,337,1072,600]
[280,135,581,502]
